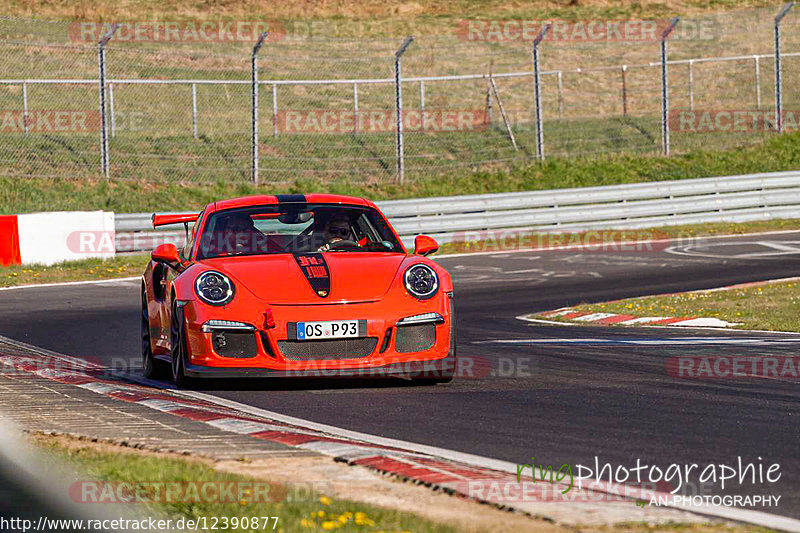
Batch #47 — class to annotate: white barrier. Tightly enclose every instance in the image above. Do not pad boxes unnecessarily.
[1,211,115,266]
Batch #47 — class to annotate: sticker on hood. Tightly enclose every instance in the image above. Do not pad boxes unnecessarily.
[293,253,330,298]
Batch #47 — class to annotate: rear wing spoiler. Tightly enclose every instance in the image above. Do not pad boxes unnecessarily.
[151,213,199,229]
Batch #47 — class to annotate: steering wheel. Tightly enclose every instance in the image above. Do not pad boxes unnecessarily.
[326,239,362,251]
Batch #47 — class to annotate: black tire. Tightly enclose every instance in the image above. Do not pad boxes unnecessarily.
[141,290,162,379]
[170,303,192,388]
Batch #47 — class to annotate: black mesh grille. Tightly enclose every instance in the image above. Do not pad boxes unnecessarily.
[395,324,436,353]
[278,337,378,360]
[212,331,258,358]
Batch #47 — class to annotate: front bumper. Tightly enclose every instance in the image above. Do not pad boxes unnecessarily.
[183,351,456,378]
[180,290,455,377]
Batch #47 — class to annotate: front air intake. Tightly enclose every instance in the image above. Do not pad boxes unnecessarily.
[395,323,436,353]
[278,338,378,360]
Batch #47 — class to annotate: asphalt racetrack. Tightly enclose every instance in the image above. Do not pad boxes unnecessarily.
[1,232,799,518]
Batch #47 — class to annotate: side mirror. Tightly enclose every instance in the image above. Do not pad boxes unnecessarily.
[414,235,439,257]
[152,243,181,265]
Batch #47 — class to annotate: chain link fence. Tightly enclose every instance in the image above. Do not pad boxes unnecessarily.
[0,7,799,184]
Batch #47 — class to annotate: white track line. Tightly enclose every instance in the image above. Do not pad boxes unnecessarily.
[474,337,800,345]
[0,276,140,291]
[434,229,800,260]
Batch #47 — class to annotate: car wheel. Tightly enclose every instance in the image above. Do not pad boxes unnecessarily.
[141,290,162,379]
[170,303,192,388]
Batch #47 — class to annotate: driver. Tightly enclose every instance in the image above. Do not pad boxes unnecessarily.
[316,213,353,252]
[216,212,263,254]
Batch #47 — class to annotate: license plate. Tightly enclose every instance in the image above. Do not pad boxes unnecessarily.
[296,320,360,340]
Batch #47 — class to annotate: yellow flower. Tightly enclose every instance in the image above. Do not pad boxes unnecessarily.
[319,495,331,506]
[317,511,325,518]
[321,521,337,530]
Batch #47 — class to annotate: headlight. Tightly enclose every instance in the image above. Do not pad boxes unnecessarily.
[404,264,439,300]
[194,271,235,306]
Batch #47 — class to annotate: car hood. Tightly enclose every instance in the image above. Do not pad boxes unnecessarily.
[200,253,407,304]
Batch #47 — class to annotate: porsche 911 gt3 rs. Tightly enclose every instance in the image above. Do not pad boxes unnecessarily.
[141,194,456,386]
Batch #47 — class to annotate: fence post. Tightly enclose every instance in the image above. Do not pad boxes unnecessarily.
[353,82,359,134]
[489,76,518,151]
[557,70,563,119]
[754,56,762,109]
[251,31,267,185]
[109,83,116,137]
[192,83,198,139]
[621,65,628,116]
[687,60,694,111]
[775,2,794,132]
[272,84,278,139]
[419,80,426,131]
[22,82,28,136]
[660,17,680,157]
[98,23,118,179]
[394,35,413,184]
[532,24,550,161]
[485,61,494,125]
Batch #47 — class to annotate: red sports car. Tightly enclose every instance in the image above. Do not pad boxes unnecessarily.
[141,194,456,386]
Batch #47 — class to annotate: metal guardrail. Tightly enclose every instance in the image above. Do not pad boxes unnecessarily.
[115,170,800,252]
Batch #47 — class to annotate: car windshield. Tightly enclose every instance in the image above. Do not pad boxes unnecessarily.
[197,204,403,259]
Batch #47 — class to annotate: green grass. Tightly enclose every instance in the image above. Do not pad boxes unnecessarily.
[563,279,800,332]
[35,436,459,533]
[0,255,150,287]
[3,129,800,214]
